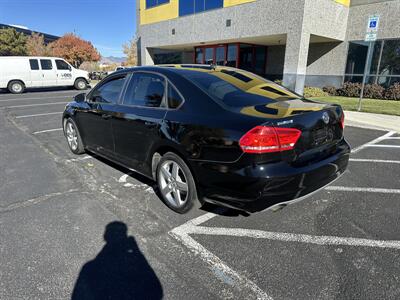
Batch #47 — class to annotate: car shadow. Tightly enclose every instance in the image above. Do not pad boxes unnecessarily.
[71,221,163,300]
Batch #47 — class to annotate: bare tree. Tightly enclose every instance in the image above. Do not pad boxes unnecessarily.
[123,36,138,66]
[26,32,52,56]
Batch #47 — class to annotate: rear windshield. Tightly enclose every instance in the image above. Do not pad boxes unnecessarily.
[181,70,299,108]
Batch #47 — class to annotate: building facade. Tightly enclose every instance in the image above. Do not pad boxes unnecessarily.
[136,0,400,94]
[0,24,60,44]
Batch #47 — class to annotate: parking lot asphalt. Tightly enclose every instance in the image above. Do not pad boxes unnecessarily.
[0,89,399,300]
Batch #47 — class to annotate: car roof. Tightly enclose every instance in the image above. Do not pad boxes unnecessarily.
[117,65,300,99]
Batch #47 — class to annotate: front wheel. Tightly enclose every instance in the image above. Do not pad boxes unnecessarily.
[74,78,87,90]
[156,152,200,214]
[64,118,85,154]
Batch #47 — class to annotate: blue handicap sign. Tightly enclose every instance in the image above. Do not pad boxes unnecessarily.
[369,20,377,28]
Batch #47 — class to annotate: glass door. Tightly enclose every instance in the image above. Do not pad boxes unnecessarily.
[215,46,226,65]
[204,47,214,64]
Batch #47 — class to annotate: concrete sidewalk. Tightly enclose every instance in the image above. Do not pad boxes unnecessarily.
[344,111,400,132]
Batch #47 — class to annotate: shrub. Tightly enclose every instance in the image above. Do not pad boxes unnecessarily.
[384,82,400,101]
[337,82,361,97]
[322,86,338,96]
[363,83,385,99]
[303,86,328,98]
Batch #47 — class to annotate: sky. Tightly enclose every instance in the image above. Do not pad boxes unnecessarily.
[0,0,137,57]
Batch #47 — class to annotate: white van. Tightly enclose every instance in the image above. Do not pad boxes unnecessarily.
[0,56,90,94]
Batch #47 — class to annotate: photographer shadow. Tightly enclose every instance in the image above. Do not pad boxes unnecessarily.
[71,221,163,300]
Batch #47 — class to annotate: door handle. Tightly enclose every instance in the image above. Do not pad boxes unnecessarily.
[102,114,112,120]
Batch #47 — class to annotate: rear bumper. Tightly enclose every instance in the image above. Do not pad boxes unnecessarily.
[191,139,350,213]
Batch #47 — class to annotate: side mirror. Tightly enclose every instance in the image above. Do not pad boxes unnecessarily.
[74,93,86,103]
[68,65,72,71]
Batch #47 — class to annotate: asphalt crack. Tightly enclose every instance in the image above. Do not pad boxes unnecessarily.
[0,189,81,214]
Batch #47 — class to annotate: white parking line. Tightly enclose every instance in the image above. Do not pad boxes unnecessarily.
[32,128,63,135]
[191,226,400,250]
[350,158,400,164]
[351,131,396,153]
[0,96,72,103]
[326,186,400,194]
[0,90,81,99]
[383,137,400,140]
[65,155,92,163]
[365,145,400,148]
[15,112,62,119]
[170,212,272,300]
[5,102,68,109]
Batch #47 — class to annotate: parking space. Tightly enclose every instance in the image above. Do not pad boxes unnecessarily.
[170,129,400,299]
[1,90,400,299]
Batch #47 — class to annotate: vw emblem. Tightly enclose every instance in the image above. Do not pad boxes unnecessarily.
[322,112,330,124]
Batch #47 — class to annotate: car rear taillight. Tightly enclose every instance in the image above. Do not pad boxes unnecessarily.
[239,126,302,154]
[340,112,345,129]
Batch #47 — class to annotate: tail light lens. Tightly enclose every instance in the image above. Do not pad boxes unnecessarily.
[339,112,345,129]
[239,126,302,154]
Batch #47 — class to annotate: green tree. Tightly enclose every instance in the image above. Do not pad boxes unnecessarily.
[0,28,27,56]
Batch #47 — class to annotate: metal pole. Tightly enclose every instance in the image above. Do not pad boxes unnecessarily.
[358,41,373,112]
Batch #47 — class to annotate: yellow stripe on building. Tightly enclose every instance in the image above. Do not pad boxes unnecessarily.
[139,0,178,25]
[224,0,256,8]
[334,0,350,7]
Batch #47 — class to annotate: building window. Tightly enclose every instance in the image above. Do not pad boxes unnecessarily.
[195,48,203,64]
[345,39,400,87]
[179,0,223,16]
[146,0,169,9]
[204,47,214,64]
[194,43,267,76]
[226,45,237,67]
[239,44,253,72]
[215,46,225,66]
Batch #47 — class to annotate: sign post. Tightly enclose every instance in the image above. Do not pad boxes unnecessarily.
[358,15,380,111]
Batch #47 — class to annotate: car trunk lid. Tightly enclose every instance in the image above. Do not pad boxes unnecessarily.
[238,98,345,165]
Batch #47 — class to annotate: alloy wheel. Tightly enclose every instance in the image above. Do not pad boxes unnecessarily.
[66,122,78,151]
[158,160,189,208]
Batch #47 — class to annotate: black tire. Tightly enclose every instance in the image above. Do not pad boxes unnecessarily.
[74,78,87,90]
[8,80,25,94]
[156,152,200,214]
[63,118,85,155]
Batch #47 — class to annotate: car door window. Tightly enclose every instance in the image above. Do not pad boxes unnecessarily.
[29,59,39,70]
[40,59,53,70]
[90,76,127,104]
[56,60,70,70]
[123,73,166,108]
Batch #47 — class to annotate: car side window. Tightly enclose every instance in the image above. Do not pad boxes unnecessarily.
[90,76,127,104]
[56,60,70,70]
[123,73,166,108]
[29,59,39,70]
[168,83,184,109]
[40,59,53,70]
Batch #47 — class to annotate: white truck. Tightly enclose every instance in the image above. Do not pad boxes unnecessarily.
[0,56,90,94]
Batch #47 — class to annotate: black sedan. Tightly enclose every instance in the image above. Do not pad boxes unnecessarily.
[63,65,350,213]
